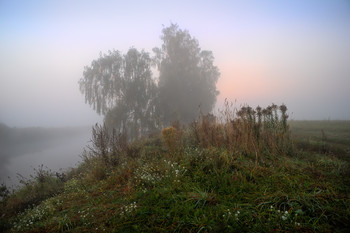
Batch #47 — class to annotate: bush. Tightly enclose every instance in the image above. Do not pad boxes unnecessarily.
[162,125,183,156]
[3,166,64,216]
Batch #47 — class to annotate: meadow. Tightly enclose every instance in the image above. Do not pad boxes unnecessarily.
[1,105,349,232]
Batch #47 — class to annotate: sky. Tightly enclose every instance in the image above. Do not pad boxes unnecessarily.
[1,0,350,127]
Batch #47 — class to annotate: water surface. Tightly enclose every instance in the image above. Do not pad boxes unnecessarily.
[0,125,92,189]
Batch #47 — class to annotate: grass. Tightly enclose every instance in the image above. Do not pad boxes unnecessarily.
[1,105,349,232]
[290,120,350,160]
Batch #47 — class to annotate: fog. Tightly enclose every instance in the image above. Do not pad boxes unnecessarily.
[0,124,92,187]
[0,1,350,184]
[1,0,350,127]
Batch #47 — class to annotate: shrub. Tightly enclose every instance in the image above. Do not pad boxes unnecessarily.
[3,166,64,216]
[162,125,183,155]
[87,124,128,167]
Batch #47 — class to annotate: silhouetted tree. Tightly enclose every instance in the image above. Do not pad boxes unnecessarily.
[79,48,159,139]
[80,24,220,138]
[153,24,220,124]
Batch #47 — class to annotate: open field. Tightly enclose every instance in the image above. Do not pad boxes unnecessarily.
[290,120,350,161]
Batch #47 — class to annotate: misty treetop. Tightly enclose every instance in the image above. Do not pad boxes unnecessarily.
[79,49,155,115]
[155,24,220,124]
[79,24,220,139]
[79,48,159,138]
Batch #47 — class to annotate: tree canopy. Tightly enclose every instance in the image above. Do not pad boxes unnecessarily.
[79,48,159,139]
[154,24,220,124]
[79,24,220,139]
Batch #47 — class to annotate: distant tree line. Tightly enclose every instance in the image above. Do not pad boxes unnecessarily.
[79,24,220,140]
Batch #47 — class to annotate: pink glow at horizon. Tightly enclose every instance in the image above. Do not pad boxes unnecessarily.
[1,0,350,126]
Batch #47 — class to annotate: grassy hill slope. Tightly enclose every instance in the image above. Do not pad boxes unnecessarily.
[1,107,349,232]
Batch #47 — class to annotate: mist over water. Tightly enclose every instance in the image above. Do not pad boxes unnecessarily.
[0,126,92,188]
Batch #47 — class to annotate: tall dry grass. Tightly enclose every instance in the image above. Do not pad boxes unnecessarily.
[161,121,183,157]
[190,100,293,162]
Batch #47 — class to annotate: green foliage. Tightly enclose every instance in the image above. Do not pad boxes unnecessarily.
[1,118,349,232]
[0,183,10,201]
[10,197,63,232]
[1,165,64,219]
